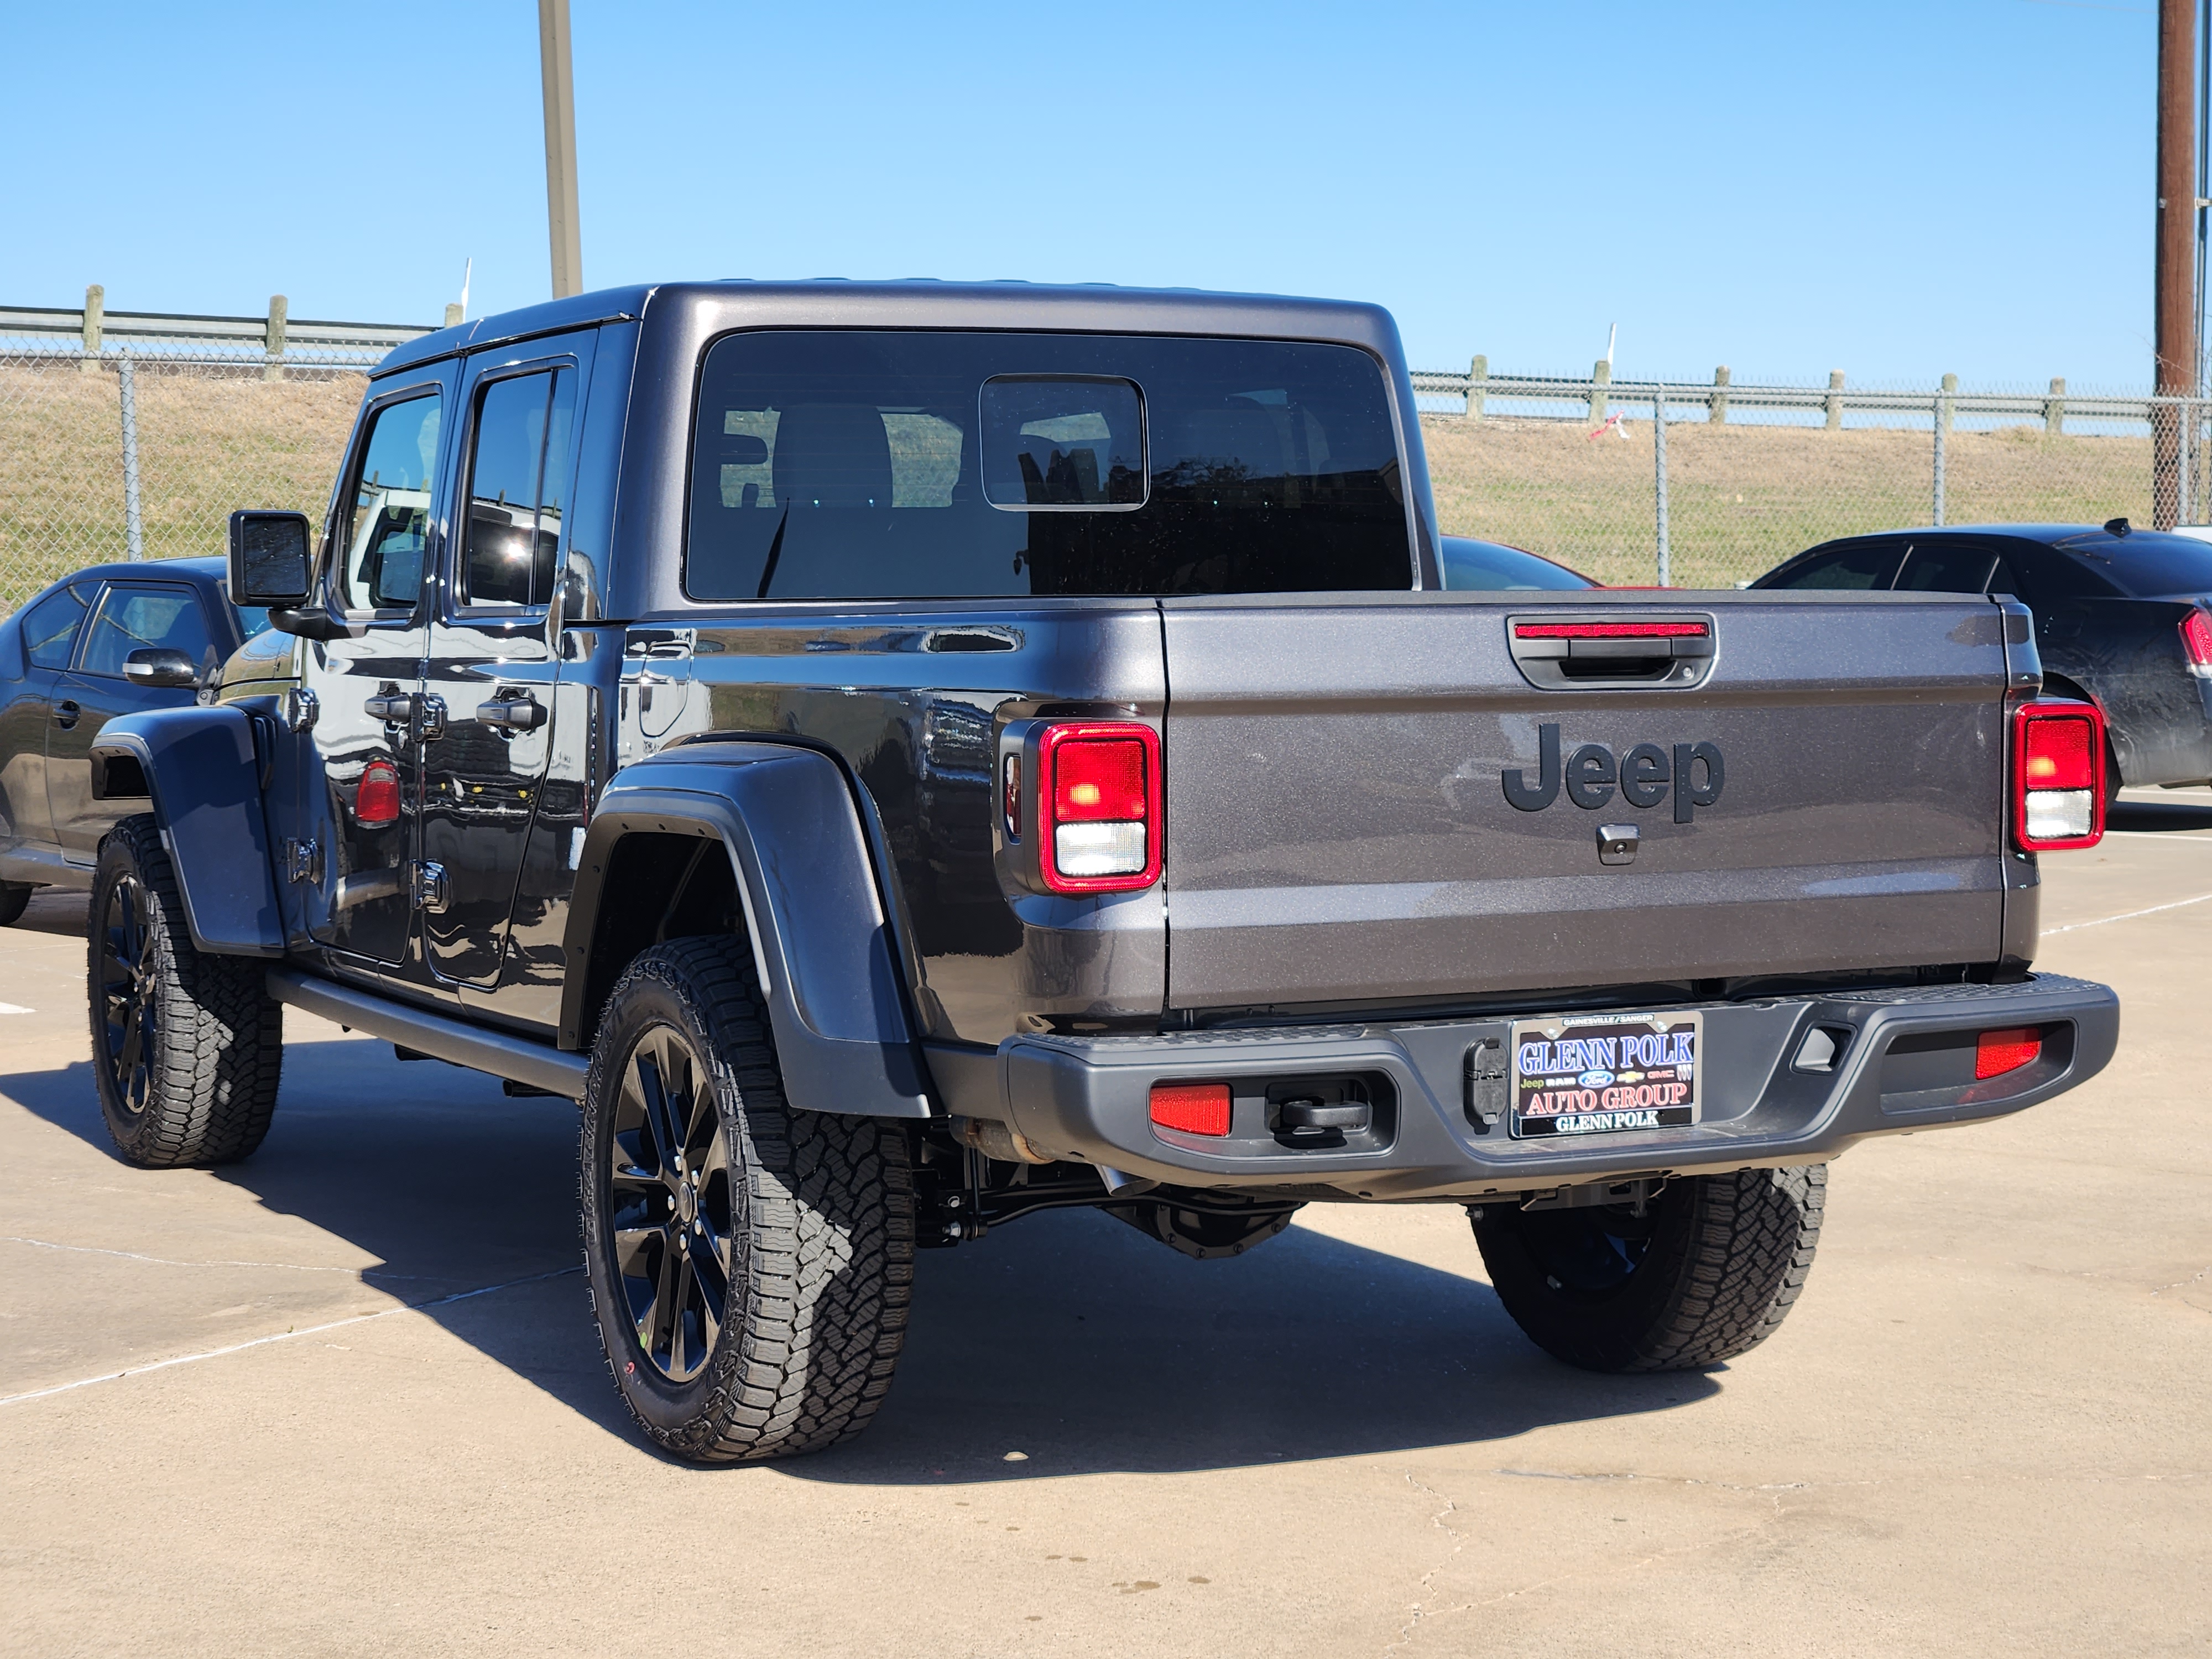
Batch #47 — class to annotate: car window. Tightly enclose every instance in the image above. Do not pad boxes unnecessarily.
[1895,542,1997,592]
[461,367,576,608]
[1990,547,2121,605]
[1762,540,1904,590]
[686,331,1411,600]
[1440,539,1592,591]
[79,585,214,680]
[2056,529,2212,597]
[20,585,89,670]
[338,392,443,613]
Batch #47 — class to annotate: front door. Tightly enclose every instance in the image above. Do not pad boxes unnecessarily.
[0,582,92,864]
[296,374,452,967]
[419,340,588,987]
[49,579,219,865]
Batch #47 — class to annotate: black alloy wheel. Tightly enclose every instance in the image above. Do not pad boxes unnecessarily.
[580,936,914,1462]
[86,815,283,1168]
[605,1024,734,1385]
[97,870,158,1118]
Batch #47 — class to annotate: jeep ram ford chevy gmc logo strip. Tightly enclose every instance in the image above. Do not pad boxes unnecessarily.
[1502,723,1725,821]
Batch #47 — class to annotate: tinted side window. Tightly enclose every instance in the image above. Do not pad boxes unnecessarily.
[1990,547,2120,605]
[686,331,1411,600]
[1895,542,1997,592]
[21,585,88,670]
[79,585,214,679]
[461,368,576,607]
[338,392,443,613]
[1764,540,1902,590]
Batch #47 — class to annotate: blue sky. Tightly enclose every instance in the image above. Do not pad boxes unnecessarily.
[0,0,2165,385]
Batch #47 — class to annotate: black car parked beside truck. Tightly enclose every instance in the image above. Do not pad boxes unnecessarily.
[81,281,2119,1462]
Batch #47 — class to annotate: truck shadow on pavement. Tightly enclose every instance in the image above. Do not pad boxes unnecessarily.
[8,1033,1717,1476]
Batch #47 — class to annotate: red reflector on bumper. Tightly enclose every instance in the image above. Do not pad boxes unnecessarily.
[1150,1081,1231,1136]
[1975,1027,2042,1080]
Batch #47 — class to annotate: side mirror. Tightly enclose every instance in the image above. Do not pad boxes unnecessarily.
[227,509,314,607]
[123,647,200,688]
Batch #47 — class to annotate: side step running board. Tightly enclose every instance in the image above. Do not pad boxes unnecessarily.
[265,968,589,1100]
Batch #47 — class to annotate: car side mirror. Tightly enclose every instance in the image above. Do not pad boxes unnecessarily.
[123,647,200,688]
[227,509,314,607]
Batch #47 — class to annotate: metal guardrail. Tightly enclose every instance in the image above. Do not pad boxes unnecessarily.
[0,288,439,367]
[1408,367,2196,431]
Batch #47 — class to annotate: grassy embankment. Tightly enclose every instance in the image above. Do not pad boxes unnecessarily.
[1420,414,2156,588]
[0,366,363,609]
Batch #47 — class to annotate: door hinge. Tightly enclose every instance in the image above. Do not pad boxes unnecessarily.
[415,693,447,742]
[280,837,322,885]
[409,860,449,912]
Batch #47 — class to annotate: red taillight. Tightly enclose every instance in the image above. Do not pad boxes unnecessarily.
[1150,1081,1231,1136]
[2183,609,2212,675]
[1037,721,1162,894]
[356,759,401,827]
[1975,1027,2042,1080]
[2011,699,2104,852]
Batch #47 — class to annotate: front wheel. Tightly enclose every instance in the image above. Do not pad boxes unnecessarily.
[580,937,915,1462]
[87,816,282,1167]
[1472,1165,1825,1373]
[0,881,31,927]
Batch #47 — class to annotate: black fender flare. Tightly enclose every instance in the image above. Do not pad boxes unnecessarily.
[89,707,284,957]
[560,741,931,1119]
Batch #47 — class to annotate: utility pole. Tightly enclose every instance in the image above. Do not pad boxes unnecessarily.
[539,0,583,299]
[2156,0,2197,528]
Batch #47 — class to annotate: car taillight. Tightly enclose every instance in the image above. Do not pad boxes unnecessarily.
[1150,1081,1230,1136]
[1975,1027,2042,1079]
[356,759,401,827]
[1037,721,1162,893]
[2182,609,2212,677]
[2011,698,2104,852]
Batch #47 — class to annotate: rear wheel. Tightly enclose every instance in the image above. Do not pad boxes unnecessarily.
[580,937,915,1462]
[1472,1166,1825,1372]
[0,881,29,927]
[87,816,283,1167]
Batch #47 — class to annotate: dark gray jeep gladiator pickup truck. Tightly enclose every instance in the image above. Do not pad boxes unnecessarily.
[84,280,2120,1463]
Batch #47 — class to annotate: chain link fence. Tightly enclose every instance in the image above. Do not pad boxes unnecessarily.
[4,295,2208,607]
[0,347,376,612]
[1416,364,2212,588]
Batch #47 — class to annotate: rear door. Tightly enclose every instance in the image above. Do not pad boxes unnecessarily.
[1157,591,2014,1012]
[49,578,220,865]
[417,335,589,989]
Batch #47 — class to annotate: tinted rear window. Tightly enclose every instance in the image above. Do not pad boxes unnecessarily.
[2058,530,2212,597]
[685,331,1411,600]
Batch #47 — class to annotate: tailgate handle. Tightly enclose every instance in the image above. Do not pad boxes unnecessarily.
[1508,615,1715,690]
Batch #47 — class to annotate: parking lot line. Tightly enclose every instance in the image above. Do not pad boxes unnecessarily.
[2043,890,2212,934]
[0,1264,580,1410]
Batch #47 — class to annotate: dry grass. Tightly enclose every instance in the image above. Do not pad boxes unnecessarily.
[0,363,364,608]
[1421,415,2155,587]
[0,362,2167,611]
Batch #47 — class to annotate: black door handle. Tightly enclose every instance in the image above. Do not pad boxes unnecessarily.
[53,700,79,730]
[476,695,545,732]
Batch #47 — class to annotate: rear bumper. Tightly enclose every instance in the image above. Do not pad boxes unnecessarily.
[981,973,2118,1200]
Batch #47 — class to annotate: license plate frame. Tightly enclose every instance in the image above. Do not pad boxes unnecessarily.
[1509,1009,1703,1139]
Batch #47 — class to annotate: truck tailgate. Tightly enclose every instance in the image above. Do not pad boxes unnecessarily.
[1159,591,2020,1011]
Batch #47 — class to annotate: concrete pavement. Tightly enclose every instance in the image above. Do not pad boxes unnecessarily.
[2,799,2208,1657]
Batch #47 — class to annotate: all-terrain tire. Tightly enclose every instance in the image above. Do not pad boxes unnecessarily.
[87,815,283,1167]
[579,936,915,1463]
[1472,1165,1825,1373]
[0,881,32,927]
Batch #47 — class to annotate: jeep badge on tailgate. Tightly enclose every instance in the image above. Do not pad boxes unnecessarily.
[1503,722,1725,822]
